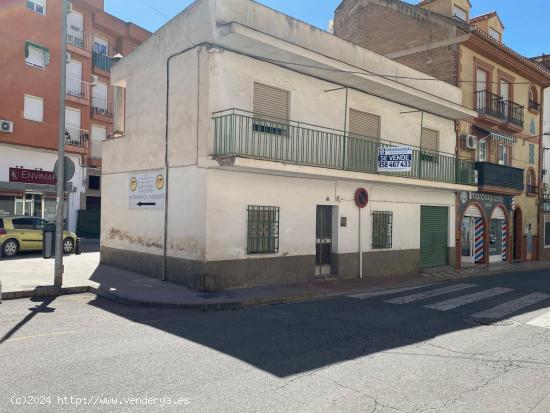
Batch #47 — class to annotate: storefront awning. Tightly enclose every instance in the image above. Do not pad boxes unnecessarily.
[476,126,517,145]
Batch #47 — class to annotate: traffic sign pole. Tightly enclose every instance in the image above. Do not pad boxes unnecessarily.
[54,0,68,287]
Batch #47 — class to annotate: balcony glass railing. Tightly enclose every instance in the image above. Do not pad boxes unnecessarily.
[65,126,89,147]
[475,162,524,192]
[213,109,476,186]
[92,51,112,72]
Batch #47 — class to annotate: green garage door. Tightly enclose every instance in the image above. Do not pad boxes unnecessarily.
[420,206,448,268]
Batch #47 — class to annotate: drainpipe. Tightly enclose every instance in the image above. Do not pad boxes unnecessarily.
[161,43,203,282]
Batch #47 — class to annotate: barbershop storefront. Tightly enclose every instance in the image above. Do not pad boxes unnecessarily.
[457,191,512,267]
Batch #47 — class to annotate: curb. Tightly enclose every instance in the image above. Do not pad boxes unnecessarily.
[1,286,90,301]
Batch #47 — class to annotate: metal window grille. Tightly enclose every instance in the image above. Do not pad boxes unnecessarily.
[372,211,393,249]
[247,206,280,254]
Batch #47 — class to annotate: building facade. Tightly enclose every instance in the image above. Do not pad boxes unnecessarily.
[531,55,550,260]
[101,0,477,291]
[0,0,149,234]
[334,0,550,267]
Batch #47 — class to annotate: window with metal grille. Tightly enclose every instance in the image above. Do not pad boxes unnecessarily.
[372,211,393,249]
[421,127,439,163]
[253,82,289,136]
[247,206,280,254]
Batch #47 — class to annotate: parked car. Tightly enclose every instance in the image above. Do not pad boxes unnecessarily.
[0,216,79,258]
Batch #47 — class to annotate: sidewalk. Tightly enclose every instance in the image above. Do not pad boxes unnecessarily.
[3,251,550,309]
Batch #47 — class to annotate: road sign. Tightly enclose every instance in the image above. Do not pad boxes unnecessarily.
[54,156,75,181]
[355,188,369,208]
[377,146,413,172]
[128,169,165,209]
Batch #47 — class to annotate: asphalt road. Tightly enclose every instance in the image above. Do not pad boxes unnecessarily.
[2,269,550,412]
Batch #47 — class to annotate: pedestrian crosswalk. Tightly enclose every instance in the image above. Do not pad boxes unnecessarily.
[348,282,550,328]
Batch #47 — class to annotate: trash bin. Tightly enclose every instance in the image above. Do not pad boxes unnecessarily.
[42,222,56,259]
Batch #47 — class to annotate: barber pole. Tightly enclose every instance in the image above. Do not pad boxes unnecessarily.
[502,220,508,261]
[475,217,484,263]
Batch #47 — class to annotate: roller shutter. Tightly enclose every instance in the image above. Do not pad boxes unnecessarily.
[349,109,380,139]
[420,206,449,268]
[253,82,289,121]
[421,128,439,152]
[465,205,482,218]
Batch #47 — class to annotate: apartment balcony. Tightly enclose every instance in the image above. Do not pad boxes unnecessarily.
[213,109,476,186]
[67,31,91,56]
[529,99,541,113]
[66,77,90,104]
[474,91,525,131]
[65,126,89,147]
[92,51,112,72]
[91,97,114,120]
[475,161,524,195]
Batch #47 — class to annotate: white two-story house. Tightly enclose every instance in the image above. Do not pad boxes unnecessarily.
[101,0,477,291]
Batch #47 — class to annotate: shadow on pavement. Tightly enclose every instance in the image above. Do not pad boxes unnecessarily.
[85,269,550,378]
[0,296,57,345]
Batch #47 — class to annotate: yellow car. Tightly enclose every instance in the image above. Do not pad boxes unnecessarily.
[0,216,79,258]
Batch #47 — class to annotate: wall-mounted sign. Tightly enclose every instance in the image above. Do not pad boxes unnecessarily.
[128,169,166,209]
[9,167,56,185]
[377,146,412,172]
[355,188,369,209]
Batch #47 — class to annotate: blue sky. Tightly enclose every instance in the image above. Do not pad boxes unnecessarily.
[105,0,549,58]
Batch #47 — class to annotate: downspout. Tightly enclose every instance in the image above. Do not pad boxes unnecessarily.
[161,43,202,282]
[538,86,547,262]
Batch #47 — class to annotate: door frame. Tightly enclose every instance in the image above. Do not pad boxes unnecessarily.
[315,205,335,277]
[513,207,523,262]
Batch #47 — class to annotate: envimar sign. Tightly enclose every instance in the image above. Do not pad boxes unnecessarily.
[128,169,166,209]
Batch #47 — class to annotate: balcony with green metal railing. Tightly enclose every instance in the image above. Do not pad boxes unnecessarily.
[212,109,476,186]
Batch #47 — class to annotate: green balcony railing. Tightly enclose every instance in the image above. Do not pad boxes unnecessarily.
[213,109,476,186]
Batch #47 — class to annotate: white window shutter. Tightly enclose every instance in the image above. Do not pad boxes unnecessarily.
[24,95,44,122]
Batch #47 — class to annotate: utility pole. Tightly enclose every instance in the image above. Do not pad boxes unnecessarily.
[54,0,68,287]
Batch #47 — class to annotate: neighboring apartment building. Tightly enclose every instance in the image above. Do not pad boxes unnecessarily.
[0,0,149,234]
[101,0,477,291]
[531,54,550,259]
[334,0,550,267]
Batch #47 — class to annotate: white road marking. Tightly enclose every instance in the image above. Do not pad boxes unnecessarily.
[471,293,550,319]
[347,284,434,299]
[385,284,476,304]
[425,287,514,311]
[527,309,550,329]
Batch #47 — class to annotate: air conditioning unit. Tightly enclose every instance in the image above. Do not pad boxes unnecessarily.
[91,75,99,86]
[0,120,13,133]
[462,134,478,150]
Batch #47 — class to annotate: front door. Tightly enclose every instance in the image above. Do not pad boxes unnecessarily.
[489,219,503,262]
[513,208,522,261]
[315,206,333,277]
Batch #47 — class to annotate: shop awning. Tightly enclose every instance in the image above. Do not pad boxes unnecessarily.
[476,126,517,144]
[24,40,50,65]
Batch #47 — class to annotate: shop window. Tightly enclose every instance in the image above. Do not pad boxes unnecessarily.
[0,195,17,217]
[247,205,279,254]
[545,221,550,247]
[372,211,393,249]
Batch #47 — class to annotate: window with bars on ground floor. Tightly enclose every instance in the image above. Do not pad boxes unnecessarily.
[372,211,393,249]
[247,205,280,254]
